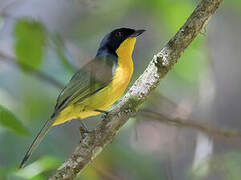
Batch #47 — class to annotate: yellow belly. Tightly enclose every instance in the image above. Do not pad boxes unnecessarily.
[53,57,133,126]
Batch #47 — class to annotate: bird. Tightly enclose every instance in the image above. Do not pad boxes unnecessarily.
[19,27,145,169]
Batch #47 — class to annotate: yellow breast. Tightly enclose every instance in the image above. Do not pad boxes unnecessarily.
[99,55,133,109]
[91,37,136,110]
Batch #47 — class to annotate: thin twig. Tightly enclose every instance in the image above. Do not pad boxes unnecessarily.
[139,109,241,138]
[0,51,64,89]
[165,151,173,180]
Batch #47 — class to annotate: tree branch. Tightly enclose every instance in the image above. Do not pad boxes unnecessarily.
[0,51,64,89]
[139,109,241,138]
[49,0,223,179]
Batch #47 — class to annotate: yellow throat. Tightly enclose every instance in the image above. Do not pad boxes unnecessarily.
[116,37,137,59]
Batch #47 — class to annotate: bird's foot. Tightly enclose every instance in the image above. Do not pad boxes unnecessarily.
[94,109,108,115]
[79,121,92,140]
[94,109,109,118]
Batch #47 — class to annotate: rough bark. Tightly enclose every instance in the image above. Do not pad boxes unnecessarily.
[49,0,223,179]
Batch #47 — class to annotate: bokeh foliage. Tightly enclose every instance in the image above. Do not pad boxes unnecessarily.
[14,18,45,71]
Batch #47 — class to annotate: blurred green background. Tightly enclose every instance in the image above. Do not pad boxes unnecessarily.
[1,0,241,179]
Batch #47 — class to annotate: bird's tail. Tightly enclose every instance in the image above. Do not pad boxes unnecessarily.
[19,117,56,169]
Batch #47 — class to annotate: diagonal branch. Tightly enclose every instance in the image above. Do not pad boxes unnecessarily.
[50,0,223,179]
[0,51,64,89]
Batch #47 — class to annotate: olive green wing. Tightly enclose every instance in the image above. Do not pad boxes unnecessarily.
[53,56,117,114]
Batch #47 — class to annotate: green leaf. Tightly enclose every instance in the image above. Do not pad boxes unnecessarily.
[0,104,29,135]
[15,156,61,179]
[14,18,45,70]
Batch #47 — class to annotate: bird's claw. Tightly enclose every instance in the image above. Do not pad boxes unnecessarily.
[79,121,92,140]
[94,109,109,118]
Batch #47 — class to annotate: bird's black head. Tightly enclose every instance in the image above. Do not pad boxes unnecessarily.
[96,28,145,57]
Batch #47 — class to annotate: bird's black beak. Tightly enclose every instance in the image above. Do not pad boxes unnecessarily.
[130,29,145,37]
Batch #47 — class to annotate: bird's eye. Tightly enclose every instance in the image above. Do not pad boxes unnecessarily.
[115,31,123,38]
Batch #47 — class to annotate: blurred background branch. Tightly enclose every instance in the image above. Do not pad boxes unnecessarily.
[0,51,64,89]
[139,109,241,139]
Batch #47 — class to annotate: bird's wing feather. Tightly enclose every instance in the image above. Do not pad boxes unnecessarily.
[54,55,117,113]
